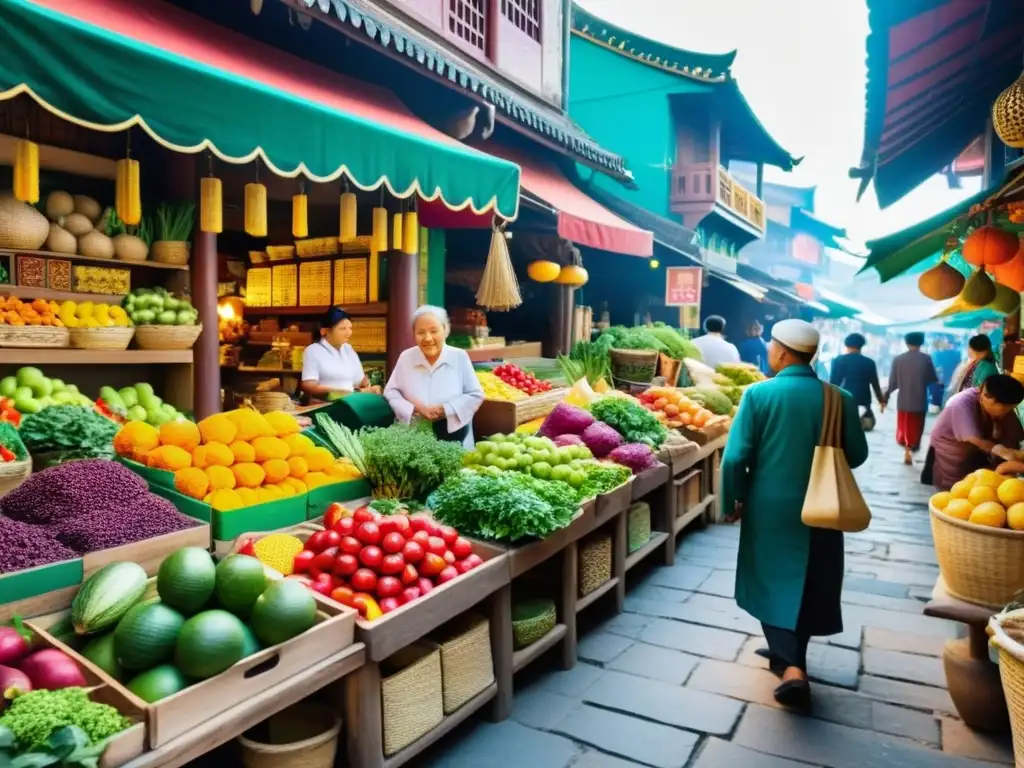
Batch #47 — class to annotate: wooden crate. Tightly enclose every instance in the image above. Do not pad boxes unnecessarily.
[472,389,567,438]
[593,478,633,528]
[675,468,703,516]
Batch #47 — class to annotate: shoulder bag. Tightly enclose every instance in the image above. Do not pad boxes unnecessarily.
[801,383,872,533]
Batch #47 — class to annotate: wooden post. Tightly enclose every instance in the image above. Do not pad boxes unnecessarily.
[560,541,578,669]
[487,584,513,722]
[191,229,220,419]
[387,250,418,373]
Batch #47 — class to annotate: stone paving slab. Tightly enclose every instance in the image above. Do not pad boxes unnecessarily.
[605,642,700,685]
[864,627,947,657]
[692,569,735,598]
[637,617,747,660]
[512,687,582,731]
[859,674,957,715]
[578,632,634,665]
[552,705,698,768]
[843,576,912,598]
[863,647,946,687]
[628,583,693,603]
[596,613,652,640]
[734,637,860,689]
[940,717,1014,764]
[538,662,605,698]
[625,596,762,635]
[692,738,821,767]
[646,564,714,590]
[423,720,580,768]
[570,750,647,768]
[888,543,940,566]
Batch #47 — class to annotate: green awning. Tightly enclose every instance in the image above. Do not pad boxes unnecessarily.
[942,308,1005,330]
[0,0,521,218]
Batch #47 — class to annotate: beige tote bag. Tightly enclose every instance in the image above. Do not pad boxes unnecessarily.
[801,383,872,533]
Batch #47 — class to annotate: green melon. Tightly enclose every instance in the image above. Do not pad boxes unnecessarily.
[174,610,246,680]
[238,623,262,659]
[214,555,267,617]
[82,632,123,681]
[249,581,316,647]
[126,665,189,703]
[114,602,185,671]
[157,547,216,615]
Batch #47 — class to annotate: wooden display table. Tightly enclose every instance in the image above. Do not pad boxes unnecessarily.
[924,577,1010,732]
[663,436,726,566]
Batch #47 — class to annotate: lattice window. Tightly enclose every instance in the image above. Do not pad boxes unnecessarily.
[448,0,487,53]
[501,0,540,41]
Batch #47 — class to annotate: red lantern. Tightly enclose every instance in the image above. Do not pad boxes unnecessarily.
[992,238,1024,291]
[962,226,1019,268]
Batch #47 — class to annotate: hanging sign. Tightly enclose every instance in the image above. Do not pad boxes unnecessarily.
[665,266,702,329]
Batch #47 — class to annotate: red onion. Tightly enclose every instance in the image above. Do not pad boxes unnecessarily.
[0,665,32,708]
[18,649,87,690]
[0,626,31,666]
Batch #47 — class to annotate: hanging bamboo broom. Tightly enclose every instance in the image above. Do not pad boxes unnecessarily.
[476,220,521,311]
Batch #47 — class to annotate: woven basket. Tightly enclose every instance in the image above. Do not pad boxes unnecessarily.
[237,701,340,768]
[431,614,494,714]
[512,599,556,650]
[609,348,659,384]
[658,354,682,387]
[931,503,1024,608]
[133,324,202,350]
[0,458,31,497]
[578,533,613,597]
[989,614,1024,767]
[0,325,70,349]
[151,241,190,265]
[627,502,652,553]
[517,389,568,422]
[381,643,443,756]
[252,392,295,413]
[69,326,135,350]
[0,194,48,249]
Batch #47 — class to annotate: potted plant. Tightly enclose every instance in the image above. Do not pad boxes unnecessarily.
[151,201,195,265]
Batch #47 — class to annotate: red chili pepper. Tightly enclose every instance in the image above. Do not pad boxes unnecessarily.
[0,447,14,462]
[238,538,257,557]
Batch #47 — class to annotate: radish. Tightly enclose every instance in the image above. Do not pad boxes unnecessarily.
[19,649,86,690]
[0,626,31,666]
[0,665,31,708]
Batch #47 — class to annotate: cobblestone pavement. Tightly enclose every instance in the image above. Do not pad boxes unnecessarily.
[423,410,1016,767]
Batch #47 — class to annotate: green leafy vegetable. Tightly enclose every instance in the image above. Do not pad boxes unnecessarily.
[360,425,463,501]
[589,398,667,448]
[681,387,735,416]
[595,326,667,353]
[154,201,195,243]
[646,324,701,361]
[0,688,129,752]
[715,363,766,385]
[428,471,578,541]
[0,422,28,460]
[315,415,367,475]
[577,463,631,501]
[561,340,612,385]
[18,407,118,463]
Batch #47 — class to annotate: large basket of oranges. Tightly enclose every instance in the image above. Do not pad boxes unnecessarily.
[930,469,1024,609]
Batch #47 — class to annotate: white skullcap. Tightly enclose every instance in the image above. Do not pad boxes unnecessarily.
[771,319,820,354]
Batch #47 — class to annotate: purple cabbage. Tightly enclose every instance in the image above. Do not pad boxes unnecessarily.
[553,434,584,447]
[56,499,196,554]
[580,422,624,458]
[537,404,594,438]
[607,443,659,474]
[0,515,76,575]
[1,459,147,524]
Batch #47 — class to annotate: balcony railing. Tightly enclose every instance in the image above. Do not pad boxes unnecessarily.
[670,163,765,234]
[717,166,765,232]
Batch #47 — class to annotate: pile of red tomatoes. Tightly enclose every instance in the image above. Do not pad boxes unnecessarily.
[492,364,552,396]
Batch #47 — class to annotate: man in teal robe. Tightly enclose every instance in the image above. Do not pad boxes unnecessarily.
[721,319,869,708]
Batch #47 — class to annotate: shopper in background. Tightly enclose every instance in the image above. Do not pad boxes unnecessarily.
[954,334,1000,393]
[692,315,740,368]
[737,320,770,375]
[885,331,938,465]
[829,333,884,431]
[300,307,376,400]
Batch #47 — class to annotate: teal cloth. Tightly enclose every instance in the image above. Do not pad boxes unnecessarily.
[970,359,999,389]
[721,365,869,631]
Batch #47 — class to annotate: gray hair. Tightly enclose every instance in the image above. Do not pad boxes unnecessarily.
[412,305,450,333]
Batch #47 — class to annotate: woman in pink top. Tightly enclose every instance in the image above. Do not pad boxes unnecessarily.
[924,375,1024,490]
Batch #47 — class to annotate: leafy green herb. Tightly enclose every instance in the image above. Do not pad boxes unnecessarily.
[360,425,463,501]
[0,422,28,460]
[577,463,631,501]
[595,326,667,353]
[0,688,130,753]
[428,471,578,541]
[562,340,612,385]
[18,407,118,462]
[646,324,701,361]
[0,724,115,768]
[589,398,667,448]
[153,201,195,243]
[315,415,367,475]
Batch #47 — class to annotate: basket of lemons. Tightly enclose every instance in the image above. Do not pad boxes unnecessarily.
[60,299,135,350]
[930,468,1024,609]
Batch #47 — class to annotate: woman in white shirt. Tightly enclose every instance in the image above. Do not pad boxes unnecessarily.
[384,305,484,447]
[301,307,373,400]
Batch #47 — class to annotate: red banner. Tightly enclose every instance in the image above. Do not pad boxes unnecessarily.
[665,267,702,307]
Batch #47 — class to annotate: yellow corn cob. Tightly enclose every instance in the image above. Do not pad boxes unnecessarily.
[115,158,141,225]
[402,211,419,255]
[245,182,267,237]
[200,176,223,234]
[392,212,403,253]
[339,192,357,242]
[292,193,308,238]
[371,206,388,251]
[13,139,39,204]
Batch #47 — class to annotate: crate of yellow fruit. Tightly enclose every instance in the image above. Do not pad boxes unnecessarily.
[930,468,1024,609]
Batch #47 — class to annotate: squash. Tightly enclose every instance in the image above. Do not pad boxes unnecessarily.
[963,225,1018,268]
[993,248,1024,292]
[45,190,74,220]
[555,264,589,287]
[960,269,997,307]
[293,193,309,239]
[0,194,49,249]
[527,260,561,283]
[73,194,102,223]
[244,182,267,237]
[918,261,964,300]
[200,177,223,234]
[113,233,149,261]
[339,191,357,241]
[989,283,1022,314]
[62,212,94,237]
[71,561,148,635]
[45,223,77,254]
[78,229,115,259]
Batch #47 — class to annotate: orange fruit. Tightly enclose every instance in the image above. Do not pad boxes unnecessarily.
[1008,503,1024,531]
[969,501,1007,528]
[950,478,975,499]
[944,499,974,520]
[998,478,1024,507]
[930,491,952,510]
[968,485,998,506]
[973,469,1006,489]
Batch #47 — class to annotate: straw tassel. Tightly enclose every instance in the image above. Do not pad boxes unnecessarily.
[372,207,388,251]
[476,222,521,311]
[200,176,223,234]
[339,191,357,242]
[392,212,404,253]
[13,139,39,204]
[402,211,419,255]
[245,182,267,237]
[115,158,141,225]
[292,192,309,238]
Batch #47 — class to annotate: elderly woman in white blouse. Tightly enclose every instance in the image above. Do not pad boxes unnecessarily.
[384,305,484,447]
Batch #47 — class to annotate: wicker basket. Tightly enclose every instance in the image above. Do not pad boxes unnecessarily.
[381,643,443,756]
[627,502,652,553]
[0,325,70,349]
[133,324,202,350]
[252,392,295,413]
[931,503,1024,608]
[512,599,556,650]
[69,326,135,350]
[991,614,1024,767]
[658,354,682,387]
[237,701,340,768]
[430,614,494,713]
[151,241,190,265]
[609,348,659,384]
[579,533,613,597]
[0,458,31,497]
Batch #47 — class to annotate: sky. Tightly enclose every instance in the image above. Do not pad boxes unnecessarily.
[575,0,982,249]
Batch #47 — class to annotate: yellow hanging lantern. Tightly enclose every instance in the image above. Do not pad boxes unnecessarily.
[392,212,404,253]
[13,139,39,204]
[555,265,589,287]
[339,191,357,242]
[402,211,419,255]
[527,260,560,283]
[199,177,223,234]
[115,158,141,226]
[292,193,308,238]
[993,71,1024,149]
[372,207,388,251]
[244,182,267,237]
